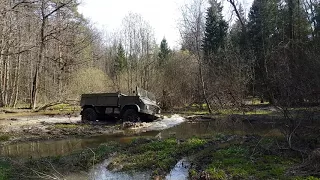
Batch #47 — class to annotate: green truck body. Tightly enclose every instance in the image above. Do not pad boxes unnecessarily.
[80,88,161,122]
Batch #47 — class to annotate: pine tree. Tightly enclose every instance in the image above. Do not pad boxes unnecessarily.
[202,0,228,64]
[247,0,279,100]
[158,38,170,66]
[229,4,246,53]
[114,43,126,74]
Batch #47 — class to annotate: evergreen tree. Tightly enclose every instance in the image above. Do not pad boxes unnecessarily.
[247,0,313,102]
[114,43,127,74]
[247,0,279,101]
[229,4,246,53]
[158,38,170,66]
[202,0,228,64]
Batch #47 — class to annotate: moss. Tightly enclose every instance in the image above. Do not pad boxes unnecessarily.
[196,145,298,180]
[227,167,249,179]
[0,135,10,142]
[295,176,320,180]
[182,138,207,153]
[107,137,208,174]
[206,167,227,180]
[189,168,197,177]
[113,139,180,172]
[0,159,11,180]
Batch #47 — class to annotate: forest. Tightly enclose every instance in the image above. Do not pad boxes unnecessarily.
[0,0,320,179]
[0,0,320,111]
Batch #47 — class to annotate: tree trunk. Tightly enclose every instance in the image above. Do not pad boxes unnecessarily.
[58,44,63,99]
[31,17,45,109]
[198,58,212,114]
[30,64,39,109]
[13,52,21,108]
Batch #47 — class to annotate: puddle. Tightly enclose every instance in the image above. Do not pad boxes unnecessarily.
[89,159,151,180]
[157,117,281,140]
[0,131,160,158]
[0,114,281,158]
[65,158,151,180]
[0,115,186,158]
[165,158,190,180]
[66,158,190,180]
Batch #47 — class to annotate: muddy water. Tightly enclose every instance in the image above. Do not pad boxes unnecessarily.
[87,158,151,180]
[0,115,185,158]
[158,117,281,139]
[165,158,190,180]
[65,158,190,180]
[0,132,158,158]
[0,114,281,158]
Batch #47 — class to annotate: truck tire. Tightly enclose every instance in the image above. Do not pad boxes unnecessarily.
[81,108,97,122]
[122,109,141,122]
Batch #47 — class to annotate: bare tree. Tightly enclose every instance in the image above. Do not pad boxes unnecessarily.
[179,0,213,113]
[30,0,75,109]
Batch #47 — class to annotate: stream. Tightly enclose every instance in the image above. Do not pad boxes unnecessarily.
[66,158,191,180]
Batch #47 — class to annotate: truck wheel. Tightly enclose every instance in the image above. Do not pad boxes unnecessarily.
[123,109,141,123]
[81,108,97,122]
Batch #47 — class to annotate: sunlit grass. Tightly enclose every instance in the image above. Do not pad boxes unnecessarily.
[0,103,81,119]
[181,108,273,116]
[191,145,298,180]
[0,135,10,141]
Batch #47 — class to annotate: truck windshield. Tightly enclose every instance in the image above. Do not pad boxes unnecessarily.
[137,87,156,102]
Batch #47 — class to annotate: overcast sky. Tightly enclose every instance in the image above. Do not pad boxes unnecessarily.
[78,0,253,48]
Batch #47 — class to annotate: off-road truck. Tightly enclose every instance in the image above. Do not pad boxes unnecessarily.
[80,87,161,122]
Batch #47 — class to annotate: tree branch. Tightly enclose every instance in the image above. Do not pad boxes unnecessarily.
[43,0,73,20]
[227,0,245,29]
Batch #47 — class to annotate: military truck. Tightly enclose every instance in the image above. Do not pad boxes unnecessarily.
[80,87,161,122]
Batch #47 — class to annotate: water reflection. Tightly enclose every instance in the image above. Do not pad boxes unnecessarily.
[159,118,281,140]
[165,158,190,180]
[0,115,281,158]
[0,132,158,158]
[88,159,151,180]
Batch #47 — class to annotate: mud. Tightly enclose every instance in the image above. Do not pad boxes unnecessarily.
[0,115,119,144]
[0,114,188,145]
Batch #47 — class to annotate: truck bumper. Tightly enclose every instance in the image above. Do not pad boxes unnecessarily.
[140,109,161,120]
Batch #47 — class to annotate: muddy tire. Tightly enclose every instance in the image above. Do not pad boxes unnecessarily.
[81,108,97,122]
[122,109,141,122]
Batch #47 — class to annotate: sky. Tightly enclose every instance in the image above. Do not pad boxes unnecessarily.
[78,0,253,48]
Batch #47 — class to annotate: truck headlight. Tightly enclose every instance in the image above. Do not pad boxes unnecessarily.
[146,105,149,110]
